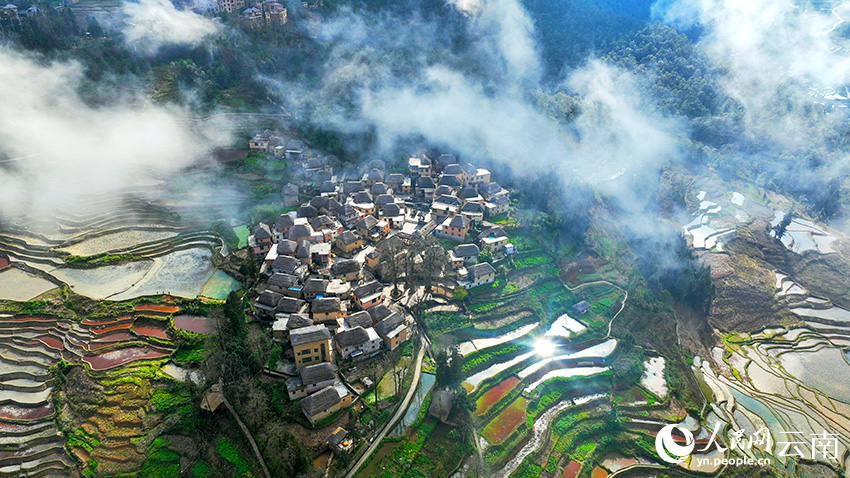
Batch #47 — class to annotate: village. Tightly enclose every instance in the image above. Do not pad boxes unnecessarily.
[241,128,516,451]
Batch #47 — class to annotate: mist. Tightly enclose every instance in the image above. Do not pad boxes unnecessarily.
[121,0,221,54]
[271,0,685,216]
[654,0,850,142]
[0,49,230,223]
[653,0,850,198]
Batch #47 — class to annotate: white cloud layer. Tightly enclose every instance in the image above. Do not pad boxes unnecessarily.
[121,0,220,54]
[654,0,850,149]
[302,0,683,198]
[0,49,226,219]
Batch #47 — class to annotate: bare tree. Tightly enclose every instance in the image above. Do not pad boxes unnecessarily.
[247,326,272,368]
[391,356,407,400]
[402,237,425,292]
[379,236,406,294]
[240,378,270,430]
[373,372,380,412]
[420,239,448,294]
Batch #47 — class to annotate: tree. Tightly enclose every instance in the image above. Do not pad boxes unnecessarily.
[392,363,406,400]
[258,421,309,477]
[371,370,380,412]
[772,212,794,240]
[453,388,475,442]
[207,293,260,383]
[87,16,103,37]
[402,237,425,291]
[239,251,259,287]
[419,240,448,293]
[378,236,406,293]
[453,286,468,301]
[435,346,462,387]
[477,249,493,264]
[239,378,270,430]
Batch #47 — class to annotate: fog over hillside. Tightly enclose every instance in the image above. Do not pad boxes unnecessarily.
[3,1,850,477]
[2,0,849,227]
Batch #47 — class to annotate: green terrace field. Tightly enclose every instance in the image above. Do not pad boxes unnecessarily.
[425,209,715,478]
[463,279,575,331]
[233,226,250,249]
[355,401,473,478]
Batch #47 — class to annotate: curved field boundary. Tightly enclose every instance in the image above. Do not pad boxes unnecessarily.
[561,279,628,339]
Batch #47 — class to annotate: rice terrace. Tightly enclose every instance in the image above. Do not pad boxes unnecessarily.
[3,0,850,476]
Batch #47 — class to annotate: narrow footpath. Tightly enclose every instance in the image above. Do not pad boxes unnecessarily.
[221,381,272,478]
[343,338,426,478]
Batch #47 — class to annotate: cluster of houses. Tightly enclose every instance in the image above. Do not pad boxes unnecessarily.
[245,136,517,425]
[211,0,286,25]
[405,154,512,238]
[239,1,287,27]
[0,3,38,29]
[257,259,410,425]
[248,129,306,162]
[249,207,411,425]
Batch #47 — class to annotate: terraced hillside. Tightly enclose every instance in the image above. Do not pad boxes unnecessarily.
[672,181,850,476]
[0,194,240,302]
[0,301,193,477]
[0,314,73,477]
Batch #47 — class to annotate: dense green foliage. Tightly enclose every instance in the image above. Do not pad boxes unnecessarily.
[610,335,645,387]
[522,0,653,80]
[434,347,463,387]
[216,438,254,477]
[141,438,181,478]
[635,233,715,316]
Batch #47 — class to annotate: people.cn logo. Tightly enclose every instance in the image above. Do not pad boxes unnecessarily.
[655,424,695,464]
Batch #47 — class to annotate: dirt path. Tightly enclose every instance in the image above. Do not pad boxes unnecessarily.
[472,430,485,477]
[562,279,629,338]
[221,382,272,478]
[606,289,628,338]
[343,337,426,478]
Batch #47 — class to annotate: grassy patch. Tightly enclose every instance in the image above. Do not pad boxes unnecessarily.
[173,342,205,363]
[360,417,471,478]
[462,343,528,374]
[150,387,191,413]
[141,437,181,478]
[67,427,100,452]
[233,226,250,249]
[191,461,211,478]
[421,311,471,335]
[63,252,140,267]
[514,254,550,269]
[216,438,254,477]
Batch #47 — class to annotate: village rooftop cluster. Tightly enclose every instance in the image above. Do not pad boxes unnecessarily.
[244,130,515,428]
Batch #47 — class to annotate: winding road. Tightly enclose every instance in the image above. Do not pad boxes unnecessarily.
[342,335,426,478]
